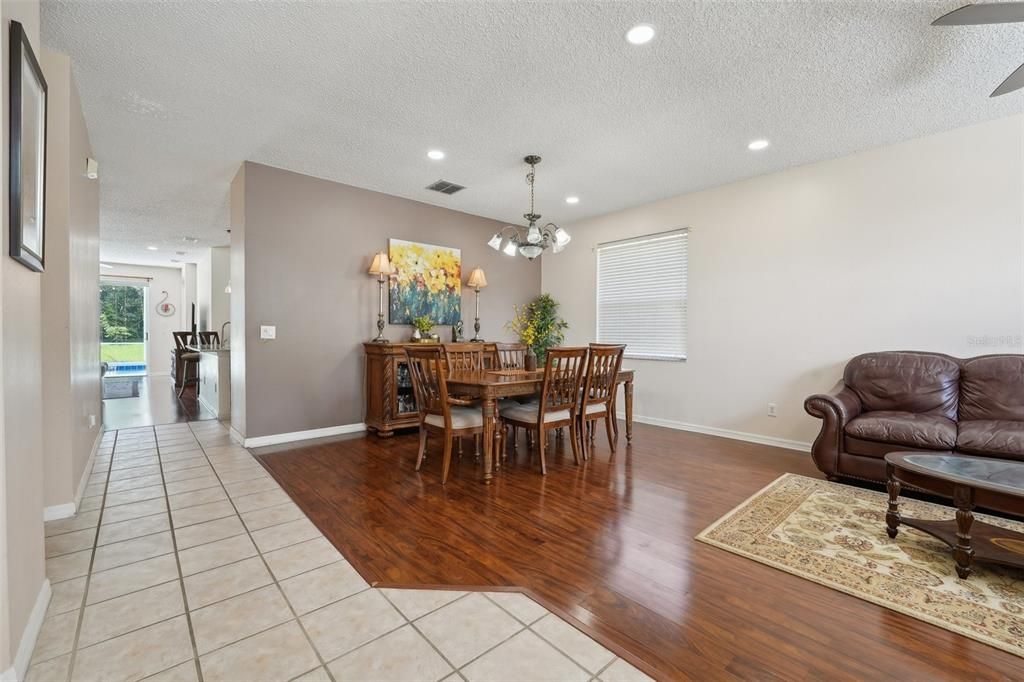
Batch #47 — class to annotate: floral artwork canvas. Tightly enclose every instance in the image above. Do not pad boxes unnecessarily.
[388,239,462,325]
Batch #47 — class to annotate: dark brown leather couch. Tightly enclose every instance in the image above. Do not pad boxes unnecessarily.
[804,351,1024,483]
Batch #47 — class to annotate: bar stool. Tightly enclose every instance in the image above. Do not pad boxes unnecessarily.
[173,332,201,398]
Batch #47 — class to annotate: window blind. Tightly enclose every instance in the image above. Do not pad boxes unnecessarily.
[596,229,687,361]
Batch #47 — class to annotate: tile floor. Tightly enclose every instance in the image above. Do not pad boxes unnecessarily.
[31,421,654,682]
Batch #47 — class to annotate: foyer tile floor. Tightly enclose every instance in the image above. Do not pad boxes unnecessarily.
[31,422,652,682]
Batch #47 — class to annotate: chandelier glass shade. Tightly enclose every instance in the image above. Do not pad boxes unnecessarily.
[487,155,571,261]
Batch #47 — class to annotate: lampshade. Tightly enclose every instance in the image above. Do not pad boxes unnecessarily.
[467,267,487,289]
[554,227,571,247]
[502,240,517,257]
[368,251,393,276]
[487,234,502,251]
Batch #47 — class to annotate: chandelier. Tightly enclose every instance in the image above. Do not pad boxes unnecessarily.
[487,155,571,261]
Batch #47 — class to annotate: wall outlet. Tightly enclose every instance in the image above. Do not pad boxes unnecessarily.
[89,414,97,428]
[260,325,276,340]
[767,402,778,418]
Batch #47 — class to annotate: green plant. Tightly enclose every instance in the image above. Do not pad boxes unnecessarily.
[412,315,434,335]
[505,293,568,363]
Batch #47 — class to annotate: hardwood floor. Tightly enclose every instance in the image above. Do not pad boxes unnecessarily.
[257,424,1024,681]
[102,375,217,430]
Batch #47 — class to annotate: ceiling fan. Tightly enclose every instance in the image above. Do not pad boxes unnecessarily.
[932,2,1024,96]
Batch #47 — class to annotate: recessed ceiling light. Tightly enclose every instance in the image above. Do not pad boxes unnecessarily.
[748,139,770,151]
[565,196,580,205]
[146,246,159,251]
[626,24,655,45]
[427,149,445,161]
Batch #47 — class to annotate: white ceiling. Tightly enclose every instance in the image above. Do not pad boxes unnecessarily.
[41,0,1024,267]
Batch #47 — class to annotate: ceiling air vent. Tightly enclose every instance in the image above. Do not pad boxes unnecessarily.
[426,179,465,195]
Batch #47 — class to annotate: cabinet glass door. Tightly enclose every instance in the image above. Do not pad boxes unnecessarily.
[395,360,417,415]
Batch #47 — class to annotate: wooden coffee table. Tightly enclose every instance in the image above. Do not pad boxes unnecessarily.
[885,452,1024,579]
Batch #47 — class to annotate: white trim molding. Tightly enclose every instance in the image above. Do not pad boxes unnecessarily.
[229,426,245,446]
[243,423,366,449]
[619,413,811,452]
[6,580,51,681]
[42,503,76,522]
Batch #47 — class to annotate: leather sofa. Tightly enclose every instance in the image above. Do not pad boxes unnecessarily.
[804,351,1024,483]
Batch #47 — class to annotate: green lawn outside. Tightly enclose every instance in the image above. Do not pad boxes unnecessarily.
[101,342,145,363]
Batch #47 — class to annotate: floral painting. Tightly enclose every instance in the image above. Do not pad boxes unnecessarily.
[388,239,462,325]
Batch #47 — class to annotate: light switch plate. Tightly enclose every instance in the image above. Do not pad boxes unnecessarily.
[260,325,276,340]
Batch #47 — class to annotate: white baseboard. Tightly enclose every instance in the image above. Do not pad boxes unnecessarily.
[75,430,102,507]
[618,413,811,452]
[7,580,51,681]
[243,423,366,448]
[229,426,245,446]
[42,429,103,522]
[42,503,76,522]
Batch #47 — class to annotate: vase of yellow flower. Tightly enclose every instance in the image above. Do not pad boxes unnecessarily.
[411,315,436,343]
[505,294,568,365]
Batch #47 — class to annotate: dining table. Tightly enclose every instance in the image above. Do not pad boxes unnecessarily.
[445,368,636,483]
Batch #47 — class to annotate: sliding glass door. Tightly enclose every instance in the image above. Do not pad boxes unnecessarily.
[100,281,149,375]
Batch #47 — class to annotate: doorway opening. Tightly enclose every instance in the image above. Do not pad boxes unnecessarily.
[100,280,148,376]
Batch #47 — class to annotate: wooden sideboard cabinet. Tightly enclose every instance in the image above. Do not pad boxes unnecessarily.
[364,342,424,437]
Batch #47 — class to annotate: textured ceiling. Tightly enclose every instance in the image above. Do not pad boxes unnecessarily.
[41,0,1024,266]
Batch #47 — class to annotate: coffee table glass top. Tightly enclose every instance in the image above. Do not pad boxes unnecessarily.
[887,453,1024,496]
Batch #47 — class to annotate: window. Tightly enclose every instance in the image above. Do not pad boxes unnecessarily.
[596,229,688,361]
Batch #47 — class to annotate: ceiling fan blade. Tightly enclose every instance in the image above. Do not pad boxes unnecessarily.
[933,2,1024,25]
[991,62,1024,96]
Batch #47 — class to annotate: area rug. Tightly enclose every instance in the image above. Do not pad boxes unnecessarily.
[696,473,1024,657]
[102,377,141,400]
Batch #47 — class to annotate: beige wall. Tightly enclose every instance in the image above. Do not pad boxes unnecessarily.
[229,166,246,436]
[543,114,1024,448]
[103,263,185,377]
[196,246,230,334]
[233,162,542,438]
[41,48,101,510]
[1,0,45,673]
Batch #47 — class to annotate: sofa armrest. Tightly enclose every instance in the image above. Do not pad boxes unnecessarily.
[804,382,862,478]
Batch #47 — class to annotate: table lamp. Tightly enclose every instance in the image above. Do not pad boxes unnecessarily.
[368,251,395,342]
[467,267,487,342]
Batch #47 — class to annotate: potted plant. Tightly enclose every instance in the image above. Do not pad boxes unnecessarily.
[411,315,436,342]
[506,294,569,366]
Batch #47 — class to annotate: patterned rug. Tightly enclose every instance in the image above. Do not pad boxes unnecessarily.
[696,473,1024,657]
[102,377,141,399]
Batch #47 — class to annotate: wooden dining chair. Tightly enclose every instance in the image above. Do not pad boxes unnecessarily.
[499,347,588,474]
[405,346,486,484]
[579,344,625,459]
[494,342,529,370]
[172,332,201,397]
[443,343,485,372]
[198,331,220,345]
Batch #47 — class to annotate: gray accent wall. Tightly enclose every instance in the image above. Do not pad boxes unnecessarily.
[233,162,541,439]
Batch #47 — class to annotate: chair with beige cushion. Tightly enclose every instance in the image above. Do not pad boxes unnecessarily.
[579,344,625,459]
[499,347,588,474]
[405,346,485,484]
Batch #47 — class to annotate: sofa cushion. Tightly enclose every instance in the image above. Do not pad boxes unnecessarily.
[844,352,959,419]
[956,420,1024,459]
[959,355,1024,422]
[844,411,956,449]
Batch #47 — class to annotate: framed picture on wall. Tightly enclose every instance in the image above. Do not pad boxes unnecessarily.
[8,19,48,273]
[387,239,462,325]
